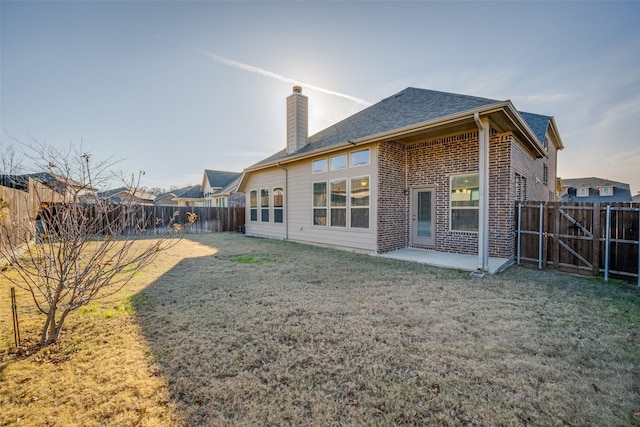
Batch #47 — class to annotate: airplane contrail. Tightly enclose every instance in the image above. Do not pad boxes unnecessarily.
[189,45,373,106]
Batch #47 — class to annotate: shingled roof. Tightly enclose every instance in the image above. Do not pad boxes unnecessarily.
[204,170,242,189]
[519,111,552,145]
[156,185,202,201]
[561,177,633,203]
[248,87,551,170]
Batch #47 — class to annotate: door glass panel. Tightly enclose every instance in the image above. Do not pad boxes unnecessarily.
[417,191,432,238]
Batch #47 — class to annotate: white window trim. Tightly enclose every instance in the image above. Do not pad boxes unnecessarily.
[273,187,284,224]
[260,188,269,223]
[312,158,328,174]
[449,173,479,233]
[349,148,370,168]
[312,181,328,227]
[249,190,258,222]
[350,175,370,230]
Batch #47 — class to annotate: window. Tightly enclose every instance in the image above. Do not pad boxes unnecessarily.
[313,182,327,225]
[330,154,347,171]
[350,149,370,167]
[543,137,549,151]
[260,189,269,222]
[515,174,526,201]
[450,174,479,232]
[312,159,327,173]
[215,198,227,208]
[350,176,369,228]
[543,164,548,185]
[330,179,347,227]
[249,190,258,221]
[274,187,284,223]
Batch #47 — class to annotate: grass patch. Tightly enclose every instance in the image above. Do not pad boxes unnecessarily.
[1,233,639,426]
[78,299,134,319]
[231,252,278,265]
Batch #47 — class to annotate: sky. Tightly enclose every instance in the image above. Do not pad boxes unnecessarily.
[1,1,639,194]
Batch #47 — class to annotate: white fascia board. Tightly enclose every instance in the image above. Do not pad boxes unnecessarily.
[547,117,564,150]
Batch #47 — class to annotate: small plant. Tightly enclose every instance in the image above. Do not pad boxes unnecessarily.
[0,197,8,220]
[186,211,198,225]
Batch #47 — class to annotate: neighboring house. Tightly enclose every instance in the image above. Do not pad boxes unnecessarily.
[154,171,244,207]
[560,177,632,203]
[97,187,155,205]
[156,185,203,207]
[201,170,244,207]
[1,173,94,200]
[154,186,196,206]
[633,192,640,203]
[1,173,96,213]
[238,86,563,270]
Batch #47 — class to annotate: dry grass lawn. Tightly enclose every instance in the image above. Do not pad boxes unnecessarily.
[1,232,639,426]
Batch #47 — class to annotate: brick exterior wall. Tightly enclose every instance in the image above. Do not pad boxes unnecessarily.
[510,133,558,202]
[377,141,407,252]
[376,128,552,258]
[489,134,514,258]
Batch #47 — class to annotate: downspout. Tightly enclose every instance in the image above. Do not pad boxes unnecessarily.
[474,112,490,271]
[276,162,288,240]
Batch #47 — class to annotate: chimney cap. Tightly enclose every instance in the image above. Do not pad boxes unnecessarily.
[292,85,302,94]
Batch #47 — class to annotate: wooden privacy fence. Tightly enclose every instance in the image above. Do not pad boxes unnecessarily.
[0,185,32,249]
[516,202,640,284]
[112,205,246,234]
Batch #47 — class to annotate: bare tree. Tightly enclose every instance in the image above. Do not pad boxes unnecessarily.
[0,142,23,175]
[0,140,183,346]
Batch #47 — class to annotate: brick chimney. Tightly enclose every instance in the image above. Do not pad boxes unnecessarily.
[286,86,308,154]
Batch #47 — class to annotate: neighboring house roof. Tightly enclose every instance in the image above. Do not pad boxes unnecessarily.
[156,185,203,203]
[204,170,242,189]
[177,185,205,200]
[560,177,632,202]
[245,87,561,172]
[633,193,640,203]
[561,177,630,190]
[98,187,155,203]
[216,175,242,196]
[0,172,91,193]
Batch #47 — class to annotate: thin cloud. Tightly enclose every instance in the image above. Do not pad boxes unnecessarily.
[189,45,373,107]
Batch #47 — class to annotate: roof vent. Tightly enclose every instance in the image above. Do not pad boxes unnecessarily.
[292,85,302,94]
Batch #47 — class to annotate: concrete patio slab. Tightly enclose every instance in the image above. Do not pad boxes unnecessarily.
[378,248,513,274]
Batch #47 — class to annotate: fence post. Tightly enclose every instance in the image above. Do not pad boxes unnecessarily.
[11,287,20,347]
[592,203,601,276]
[538,203,544,270]
[604,205,611,282]
[517,203,521,265]
[553,202,560,269]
